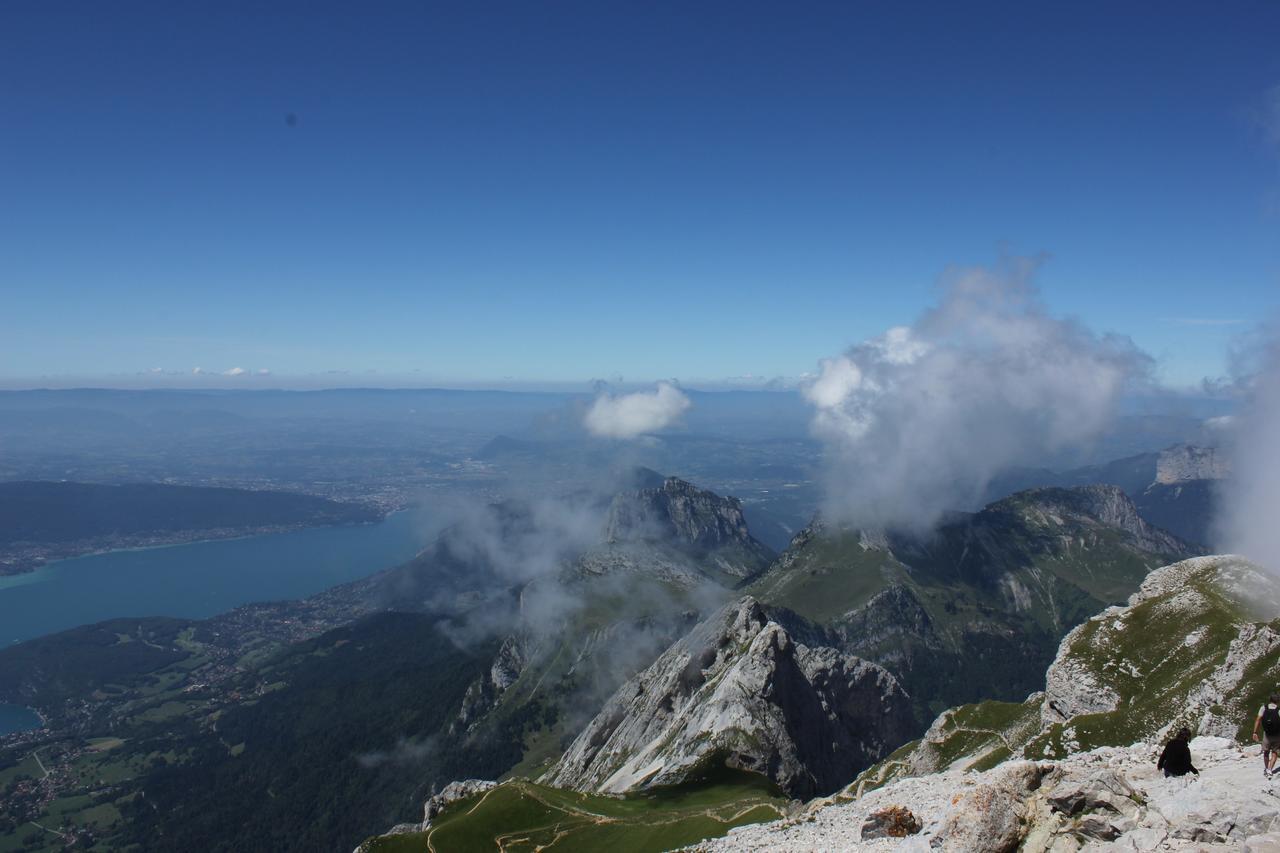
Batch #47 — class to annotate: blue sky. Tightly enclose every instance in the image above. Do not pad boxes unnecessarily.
[2,1,1277,389]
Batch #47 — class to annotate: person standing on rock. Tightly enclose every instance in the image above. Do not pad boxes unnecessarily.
[1157,728,1199,778]
[1252,694,1280,777]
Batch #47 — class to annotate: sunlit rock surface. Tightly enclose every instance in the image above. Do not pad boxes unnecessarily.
[543,596,912,799]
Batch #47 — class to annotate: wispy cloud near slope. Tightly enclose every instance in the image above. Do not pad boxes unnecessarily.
[1213,324,1280,571]
[803,255,1153,532]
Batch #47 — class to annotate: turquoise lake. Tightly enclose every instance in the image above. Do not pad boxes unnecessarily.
[0,511,433,646]
[0,703,42,735]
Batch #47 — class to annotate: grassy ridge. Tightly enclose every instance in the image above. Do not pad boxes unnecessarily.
[744,491,1191,726]
[746,532,902,623]
[850,557,1280,799]
[362,770,787,853]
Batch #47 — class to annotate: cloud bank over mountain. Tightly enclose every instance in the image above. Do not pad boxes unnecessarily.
[583,381,691,439]
[1214,327,1280,572]
[803,256,1153,532]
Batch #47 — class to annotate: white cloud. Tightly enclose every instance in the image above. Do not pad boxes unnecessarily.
[256,368,271,376]
[223,367,247,377]
[149,367,163,374]
[192,367,205,375]
[806,356,862,410]
[803,255,1153,532]
[583,381,691,439]
[1213,327,1280,572]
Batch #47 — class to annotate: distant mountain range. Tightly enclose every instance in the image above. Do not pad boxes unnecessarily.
[986,443,1227,546]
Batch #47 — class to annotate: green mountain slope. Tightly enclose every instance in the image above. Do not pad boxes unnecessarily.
[0,613,524,853]
[852,554,1280,796]
[358,771,786,853]
[748,485,1196,722]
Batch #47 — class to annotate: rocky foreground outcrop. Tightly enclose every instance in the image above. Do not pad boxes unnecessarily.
[852,554,1280,795]
[1040,554,1280,738]
[690,737,1280,851]
[707,554,1280,851]
[543,596,912,799]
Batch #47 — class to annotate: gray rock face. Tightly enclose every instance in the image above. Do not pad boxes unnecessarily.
[603,478,774,577]
[1041,555,1279,733]
[423,779,496,825]
[489,635,526,691]
[694,739,1280,852]
[1155,444,1229,484]
[1012,484,1190,556]
[860,804,922,839]
[356,778,497,850]
[1041,608,1125,725]
[452,634,531,733]
[834,584,943,668]
[542,596,912,799]
[929,761,1047,852]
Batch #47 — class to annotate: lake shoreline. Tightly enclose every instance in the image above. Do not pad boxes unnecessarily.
[0,510,431,647]
[0,513,394,579]
[0,703,45,737]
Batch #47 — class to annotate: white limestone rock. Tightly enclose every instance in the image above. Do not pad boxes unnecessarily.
[1155,444,1229,485]
[542,596,913,799]
[691,739,1280,852]
[423,779,496,826]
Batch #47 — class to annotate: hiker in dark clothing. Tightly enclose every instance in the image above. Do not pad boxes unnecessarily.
[1253,693,1280,777]
[1157,728,1199,778]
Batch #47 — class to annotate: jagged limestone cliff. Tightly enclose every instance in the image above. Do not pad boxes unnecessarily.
[1155,444,1230,484]
[543,597,912,799]
[602,477,776,582]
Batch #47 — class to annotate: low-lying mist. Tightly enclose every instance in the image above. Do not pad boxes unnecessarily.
[388,466,729,647]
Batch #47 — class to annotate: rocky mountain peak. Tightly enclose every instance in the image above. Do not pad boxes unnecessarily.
[993,484,1190,555]
[542,595,912,799]
[603,476,774,565]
